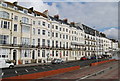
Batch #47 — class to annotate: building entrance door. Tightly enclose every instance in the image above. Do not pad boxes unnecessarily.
[13,50,17,65]
[32,50,35,59]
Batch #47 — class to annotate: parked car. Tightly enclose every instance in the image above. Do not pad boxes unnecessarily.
[91,56,96,59]
[0,59,14,69]
[51,59,64,64]
[98,56,102,59]
[80,57,87,60]
[85,56,91,60]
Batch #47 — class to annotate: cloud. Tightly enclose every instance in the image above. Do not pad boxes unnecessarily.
[56,2,118,30]
[17,0,59,16]
[103,28,119,40]
[5,0,119,2]
[5,1,118,30]
[5,0,59,16]
[5,0,17,2]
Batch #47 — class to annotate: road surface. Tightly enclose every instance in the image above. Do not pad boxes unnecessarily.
[38,61,119,80]
[1,59,109,78]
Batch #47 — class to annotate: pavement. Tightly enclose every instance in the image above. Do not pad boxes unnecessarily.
[15,58,110,68]
[14,58,111,68]
[15,62,51,68]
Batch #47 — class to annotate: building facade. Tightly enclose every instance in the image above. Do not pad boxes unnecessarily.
[0,1,119,65]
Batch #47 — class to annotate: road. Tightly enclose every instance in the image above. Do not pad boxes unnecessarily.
[38,61,119,80]
[1,59,109,78]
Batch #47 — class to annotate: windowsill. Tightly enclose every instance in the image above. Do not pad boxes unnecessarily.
[0,17,12,21]
[0,28,10,30]
[21,22,32,25]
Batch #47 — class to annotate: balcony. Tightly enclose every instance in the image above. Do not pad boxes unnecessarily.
[17,44,36,49]
[71,42,84,46]
[0,43,37,49]
[20,22,32,26]
[36,45,51,49]
[0,43,11,46]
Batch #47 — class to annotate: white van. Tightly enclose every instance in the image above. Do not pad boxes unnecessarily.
[0,59,14,69]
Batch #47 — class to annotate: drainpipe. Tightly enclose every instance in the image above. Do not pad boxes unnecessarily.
[10,13,13,60]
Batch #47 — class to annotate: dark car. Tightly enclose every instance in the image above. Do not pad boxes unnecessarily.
[91,56,96,59]
[51,59,64,64]
[80,57,87,60]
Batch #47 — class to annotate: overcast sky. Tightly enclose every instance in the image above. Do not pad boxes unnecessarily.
[5,0,119,40]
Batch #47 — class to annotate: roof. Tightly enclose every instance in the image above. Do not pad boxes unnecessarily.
[2,1,84,31]
[34,11,47,18]
[4,1,48,18]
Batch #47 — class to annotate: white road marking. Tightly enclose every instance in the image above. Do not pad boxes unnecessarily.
[25,69,29,72]
[80,66,89,69]
[1,73,4,76]
[15,71,18,74]
[76,66,114,81]
[34,68,38,71]
[42,67,45,69]
[47,66,52,68]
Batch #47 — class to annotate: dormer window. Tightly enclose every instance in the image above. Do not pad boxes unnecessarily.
[23,9,28,14]
[14,6,18,10]
[22,17,29,24]
[2,2,7,7]
[0,11,9,19]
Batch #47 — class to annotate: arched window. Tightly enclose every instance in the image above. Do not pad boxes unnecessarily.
[0,11,9,19]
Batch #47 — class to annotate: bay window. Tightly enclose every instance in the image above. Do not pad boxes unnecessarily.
[22,25,30,33]
[22,17,29,24]
[21,50,31,58]
[0,20,10,29]
[0,49,9,58]
[0,11,9,19]
[0,35,9,44]
[21,37,30,45]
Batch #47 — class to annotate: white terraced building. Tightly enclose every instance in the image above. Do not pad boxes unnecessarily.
[0,1,119,65]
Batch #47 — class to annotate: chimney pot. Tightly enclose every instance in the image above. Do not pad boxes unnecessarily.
[54,15,59,20]
[70,22,75,26]
[13,2,18,5]
[29,7,34,11]
[63,18,68,23]
[43,10,49,17]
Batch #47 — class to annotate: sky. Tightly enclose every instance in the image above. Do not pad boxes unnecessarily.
[5,0,119,40]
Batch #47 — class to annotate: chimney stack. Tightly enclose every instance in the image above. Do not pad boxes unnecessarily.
[43,10,48,17]
[13,2,18,5]
[63,19,68,23]
[29,7,34,12]
[70,22,75,26]
[54,15,59,20]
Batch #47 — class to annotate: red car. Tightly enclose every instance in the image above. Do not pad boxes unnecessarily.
[80,57,87,60]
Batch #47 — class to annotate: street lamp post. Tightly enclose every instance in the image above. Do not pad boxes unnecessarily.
[96,31,98,63]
